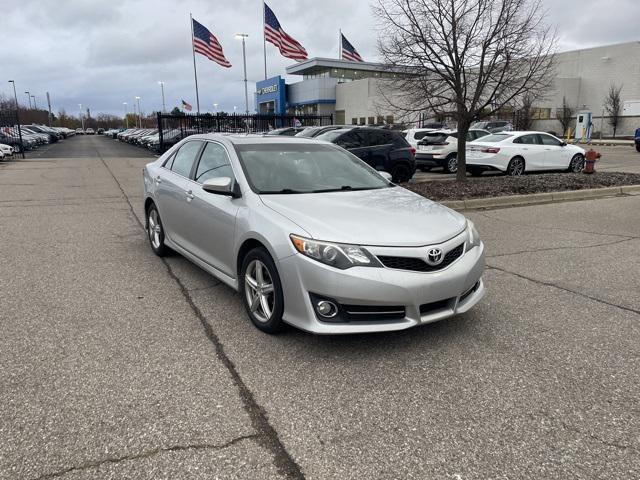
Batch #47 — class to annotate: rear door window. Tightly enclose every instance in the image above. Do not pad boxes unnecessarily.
[538,134,562,146]
[170,141,203,178]
[336,131,365,149]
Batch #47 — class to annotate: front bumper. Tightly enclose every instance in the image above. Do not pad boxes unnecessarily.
[277,236,485,334]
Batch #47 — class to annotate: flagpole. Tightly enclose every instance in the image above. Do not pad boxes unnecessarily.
[190,13,201,114]
[262,0,267,80]
[339,29,342,60]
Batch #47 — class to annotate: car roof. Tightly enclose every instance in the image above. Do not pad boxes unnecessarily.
[189,133,329,145]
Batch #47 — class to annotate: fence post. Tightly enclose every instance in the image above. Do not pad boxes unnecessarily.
[157,112,164,152]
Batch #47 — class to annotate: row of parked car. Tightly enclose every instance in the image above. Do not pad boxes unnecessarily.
[102,127,199,153]
[0,125,76,155]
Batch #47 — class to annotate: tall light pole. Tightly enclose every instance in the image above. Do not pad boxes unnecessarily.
[8,80,25,157]
[135,96,141,127]
[31,95,37,110]
[214,103,218,114]
[235,33,250,115]
[123,102,129,128]
[25,91,32,109]
[78,104,85,131]
[158,81,166,113]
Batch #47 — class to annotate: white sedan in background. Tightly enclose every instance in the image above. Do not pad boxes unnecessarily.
[0,143,14,159]
[466,132,586,176]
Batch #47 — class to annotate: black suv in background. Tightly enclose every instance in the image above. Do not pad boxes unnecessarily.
[316,127,416,182]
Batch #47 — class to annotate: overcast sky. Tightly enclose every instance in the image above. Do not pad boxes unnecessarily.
[3,0,639,117]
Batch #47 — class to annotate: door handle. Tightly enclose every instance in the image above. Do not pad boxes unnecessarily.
[185,190,195,201]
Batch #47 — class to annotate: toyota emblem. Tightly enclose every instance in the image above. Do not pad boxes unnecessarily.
[426,247,444,266]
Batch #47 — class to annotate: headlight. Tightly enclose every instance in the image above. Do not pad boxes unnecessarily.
[466,221,481,250]
[290,234,381,269]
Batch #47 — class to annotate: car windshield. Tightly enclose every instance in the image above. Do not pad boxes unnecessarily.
[478,133,513,143]
[235,143,392,194]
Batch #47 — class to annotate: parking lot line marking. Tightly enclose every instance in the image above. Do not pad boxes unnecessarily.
[97,153,306,480]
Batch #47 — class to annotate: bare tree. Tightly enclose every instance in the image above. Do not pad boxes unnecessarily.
[514,94,534,131]
[556,96,574,137]
[374,0,556,180]
[604,83,623,138]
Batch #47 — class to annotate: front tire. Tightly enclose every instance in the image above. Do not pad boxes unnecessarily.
[444,154,458,174]
[568,154,585,173]
[147,204,169,256]
[240,248,285,334]
[506,157,525,176]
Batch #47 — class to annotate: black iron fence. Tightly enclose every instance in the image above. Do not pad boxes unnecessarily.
[0,109,25,159]
[156,113,333,152]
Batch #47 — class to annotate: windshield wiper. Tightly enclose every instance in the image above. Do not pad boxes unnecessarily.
[311,185,378,193]
[260,188,305,194]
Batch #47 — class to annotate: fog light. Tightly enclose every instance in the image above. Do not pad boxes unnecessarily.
[316,300,338,318]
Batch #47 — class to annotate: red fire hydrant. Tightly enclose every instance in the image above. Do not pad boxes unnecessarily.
[584,149,601,174]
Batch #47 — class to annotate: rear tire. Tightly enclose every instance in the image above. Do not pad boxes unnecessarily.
[240,248,285,334]
[506,157,525,176]
[391,163,412,183]
[146,203,169,257]
[635,144,640,153]
[444,154,458,174]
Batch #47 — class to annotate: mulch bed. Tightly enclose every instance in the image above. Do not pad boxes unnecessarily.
[404,172,640,201]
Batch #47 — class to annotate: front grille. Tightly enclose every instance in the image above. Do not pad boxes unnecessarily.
[342,304,406,322]
[420,298,453,315]
[378,243,464,272]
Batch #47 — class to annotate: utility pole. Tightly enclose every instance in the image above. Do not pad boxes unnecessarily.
[123,102,129,128]
[135,96,142,127]
[46,92,53,126]
[235,33,250,115]
[25,91,31,109]
[158,81,166,113]
[8,80,25,158]
[31,95,37,110]
[78,104,85,131]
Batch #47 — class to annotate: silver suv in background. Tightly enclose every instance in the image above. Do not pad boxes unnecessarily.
[416,129,490,173]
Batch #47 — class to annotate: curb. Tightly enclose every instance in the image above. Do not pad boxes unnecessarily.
[440,184,640,211]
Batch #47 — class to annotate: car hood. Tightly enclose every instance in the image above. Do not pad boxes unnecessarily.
[260,187,466,247]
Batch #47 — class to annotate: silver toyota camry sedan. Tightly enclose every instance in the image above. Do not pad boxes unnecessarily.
[143,134,485,334]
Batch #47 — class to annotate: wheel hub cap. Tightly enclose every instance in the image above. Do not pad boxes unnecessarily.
[244,260,275,323]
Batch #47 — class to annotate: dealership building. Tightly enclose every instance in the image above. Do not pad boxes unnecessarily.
[255,41,640,136]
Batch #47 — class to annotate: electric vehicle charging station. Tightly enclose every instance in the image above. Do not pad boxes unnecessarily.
[575,111,593,142]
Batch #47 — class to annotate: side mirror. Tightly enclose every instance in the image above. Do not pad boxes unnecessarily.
[202,177,240,198]
[379,171,393,182]
[560,141,567,147]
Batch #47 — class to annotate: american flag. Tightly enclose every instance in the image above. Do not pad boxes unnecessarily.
[264,3,308,61]
[181,99,193,111]
[341,33,363,62]
[192,18,232,68]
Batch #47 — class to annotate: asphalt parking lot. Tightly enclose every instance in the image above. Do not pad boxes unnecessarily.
[1,135,639,479]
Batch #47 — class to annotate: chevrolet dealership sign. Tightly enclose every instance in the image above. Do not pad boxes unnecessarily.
[257,84,279,95]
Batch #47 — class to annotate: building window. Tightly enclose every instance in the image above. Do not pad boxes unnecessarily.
[376,116,384,124]
[352,118,358,125]
[385,115,394,125]
[368,116,375,125]
[532,108,551,120]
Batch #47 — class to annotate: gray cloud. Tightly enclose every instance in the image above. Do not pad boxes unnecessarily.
[3,0,638,116]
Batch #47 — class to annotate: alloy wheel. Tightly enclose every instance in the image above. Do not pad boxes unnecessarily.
[244,260,275,323]
[446,156,458,173]
[148,209,162,249]
[508,158,525,176]
[570,155,585,173]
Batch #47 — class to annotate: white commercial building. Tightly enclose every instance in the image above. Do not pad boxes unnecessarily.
[258,41,640,136]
